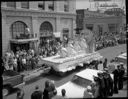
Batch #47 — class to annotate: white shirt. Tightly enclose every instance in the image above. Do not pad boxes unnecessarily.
[22,58,26,64]
[13,58,17,64]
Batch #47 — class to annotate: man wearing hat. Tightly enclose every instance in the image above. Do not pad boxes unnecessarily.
[83,86,94,98]
[104,70,113,96]
[118,63,125,90]
[97,72,105,97]
[31,85,43,99]
[112,65,120,94]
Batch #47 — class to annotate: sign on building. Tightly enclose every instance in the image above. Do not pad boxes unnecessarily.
[53,32,61,38]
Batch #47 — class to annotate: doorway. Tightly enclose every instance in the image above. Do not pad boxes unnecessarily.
[10,43,29,53]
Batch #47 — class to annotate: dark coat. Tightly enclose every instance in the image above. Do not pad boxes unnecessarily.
[31,90,43,99]
[43,87,51,99]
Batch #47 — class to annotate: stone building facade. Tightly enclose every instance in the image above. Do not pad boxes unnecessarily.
[76,9,126,36]
[1,1,76,55]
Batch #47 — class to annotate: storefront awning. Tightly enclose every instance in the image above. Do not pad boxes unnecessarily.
[10,38,39,44]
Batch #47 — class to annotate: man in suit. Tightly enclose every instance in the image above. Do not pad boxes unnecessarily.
[112,65,120,94]
[31,85,43,99]
[118,64,125,90]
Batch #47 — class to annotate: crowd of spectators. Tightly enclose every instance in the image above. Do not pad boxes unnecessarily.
[95,32,126,50]
[30,80,67,99]
[38,42,61,58]
[1,38,65,73]
[2,49,39,72]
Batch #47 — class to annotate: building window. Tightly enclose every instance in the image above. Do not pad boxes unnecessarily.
[7,2,16,8]
[64,0,69,12]
[108,24,117,33]
[48,1,54,11]
[40,21,53,37]
[38,2,45,10]
[21,2,29,9]
[10,21,28,39]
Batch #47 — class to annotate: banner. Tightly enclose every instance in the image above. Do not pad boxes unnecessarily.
[53,32,61,37]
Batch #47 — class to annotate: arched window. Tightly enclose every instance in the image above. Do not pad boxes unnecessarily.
[40,21,53,37]
[10,21,28,39]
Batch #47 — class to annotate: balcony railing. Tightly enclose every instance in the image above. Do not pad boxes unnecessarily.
[15,33,37,39]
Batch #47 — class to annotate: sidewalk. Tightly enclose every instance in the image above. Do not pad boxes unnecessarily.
[111,81,127,98]
[20,67,47,82]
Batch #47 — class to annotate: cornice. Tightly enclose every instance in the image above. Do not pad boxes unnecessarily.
[84,15,126,19]
[1,7,76,19]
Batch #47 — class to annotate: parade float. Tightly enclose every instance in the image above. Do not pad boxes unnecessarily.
[39,29,103,75]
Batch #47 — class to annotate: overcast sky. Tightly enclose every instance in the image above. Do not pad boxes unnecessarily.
[76,0,125,10]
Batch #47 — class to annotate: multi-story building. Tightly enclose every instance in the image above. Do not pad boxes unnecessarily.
[1,1,76,55]
[76,9,126,36]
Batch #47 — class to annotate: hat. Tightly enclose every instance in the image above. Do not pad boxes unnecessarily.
[87,86,92,91]
[35,85,39,90]
[97,72,102,76]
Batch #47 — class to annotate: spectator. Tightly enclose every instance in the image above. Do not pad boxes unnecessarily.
[97,72,105,97]
[21,56,27,71]
[103,72,110,97]
[13,57,18,71]
[48,80,56,98]
[31,85,43,99]
[83,86,93,98]
[93,76,101,98]
[104,68,114,96]
[16,89,24,99]
[51,90,63,99]
[61,89,67,98]
[43,80,51,99]
[103,58,108,69]
[118,64,125,90]
[90,82,96,96]
[112,65,120,94]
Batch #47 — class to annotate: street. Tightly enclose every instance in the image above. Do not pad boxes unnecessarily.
[3,44,127,99]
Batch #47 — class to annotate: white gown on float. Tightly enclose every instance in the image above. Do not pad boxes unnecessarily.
[73,40,82,53]
[66,43,77,56]
[58,47,68,58]
[79,38,89,54]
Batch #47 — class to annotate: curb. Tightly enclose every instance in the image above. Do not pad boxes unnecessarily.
[23,68,51,82]
[23,70,44,82]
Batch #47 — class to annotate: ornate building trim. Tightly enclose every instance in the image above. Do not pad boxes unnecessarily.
[1,7,76,19]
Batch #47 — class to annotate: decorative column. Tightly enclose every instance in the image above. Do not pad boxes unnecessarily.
[72,18,76,39]
[2,14,11,55]
[56,17,62,40]
[32,16,39,51]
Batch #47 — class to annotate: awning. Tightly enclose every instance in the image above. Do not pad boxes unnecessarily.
[10,38,39,44]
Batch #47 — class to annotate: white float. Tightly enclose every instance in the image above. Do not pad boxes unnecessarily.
[39,29,103,75]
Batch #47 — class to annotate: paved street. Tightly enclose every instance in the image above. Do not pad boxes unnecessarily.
[3,44,127,99]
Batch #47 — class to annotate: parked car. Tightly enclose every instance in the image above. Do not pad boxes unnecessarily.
[115,52,127,64]
[56,69,113,98]
[2,70,25,96]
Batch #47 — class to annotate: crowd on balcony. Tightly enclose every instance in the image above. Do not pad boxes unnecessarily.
[95,31,126,50]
